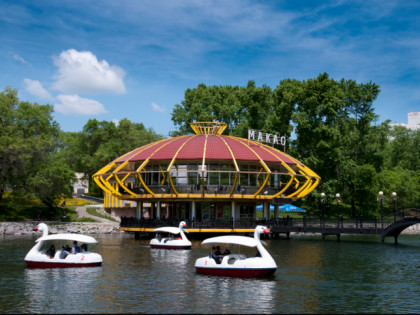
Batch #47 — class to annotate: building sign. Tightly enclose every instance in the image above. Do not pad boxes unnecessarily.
[248,129,286,146]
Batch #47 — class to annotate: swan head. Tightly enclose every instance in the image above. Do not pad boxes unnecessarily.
[254,225,269,238]
[179,221,187,230]
[34,223,49,236]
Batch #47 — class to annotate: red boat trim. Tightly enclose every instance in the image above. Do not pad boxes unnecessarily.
[150,244,191,250]
[195,267,276,277]
[25,261,102,268]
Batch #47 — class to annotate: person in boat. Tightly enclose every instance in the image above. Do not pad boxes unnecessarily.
[61,244,71,259]
[215,246,222,256]
[46,244,56,259]
[156,233,162,242]
[71,241,81,254]
[222,247,231,256]
[210,247,222,264]
[81,244,88,252]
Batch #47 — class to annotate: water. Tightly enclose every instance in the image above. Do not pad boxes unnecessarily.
[1,233,420,314]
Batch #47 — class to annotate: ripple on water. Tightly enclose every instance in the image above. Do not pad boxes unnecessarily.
[2,234,420,313]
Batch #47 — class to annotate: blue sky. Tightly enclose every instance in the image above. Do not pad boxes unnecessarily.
[1,0,419,137]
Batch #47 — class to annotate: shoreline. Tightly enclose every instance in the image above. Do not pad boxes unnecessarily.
[1,221,420,236]
[0,221,123,235]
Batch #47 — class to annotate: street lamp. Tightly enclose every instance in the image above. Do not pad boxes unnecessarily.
[378,191,384,228]
[335,193,341,227]
[392,192,397,223]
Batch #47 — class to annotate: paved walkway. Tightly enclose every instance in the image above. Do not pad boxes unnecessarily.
[75,206,119,225]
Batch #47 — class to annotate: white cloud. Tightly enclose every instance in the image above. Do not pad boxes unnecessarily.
[23,79,54,101]
[112,119,120,126]
[52,49,126,94]
[13,53,27,64]
[54,94,108,115]
[151,102,164,112]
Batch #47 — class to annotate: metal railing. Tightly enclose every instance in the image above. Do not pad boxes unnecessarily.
[120,210,417,232]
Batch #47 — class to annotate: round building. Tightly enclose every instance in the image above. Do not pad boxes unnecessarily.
[93,122,320,227]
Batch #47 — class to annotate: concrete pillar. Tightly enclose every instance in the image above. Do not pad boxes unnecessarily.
[263,202,269,220]
[231,201,236,220]
[136,202,142,219]
[191,201,196,220]
[157,201,161,219]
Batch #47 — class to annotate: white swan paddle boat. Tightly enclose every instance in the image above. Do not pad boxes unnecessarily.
[24,223,103,268]
[194,225,277,277]
[150,221,192,250]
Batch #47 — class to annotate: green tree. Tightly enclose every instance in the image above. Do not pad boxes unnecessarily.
[61,118,164,194]
[0,87,75,210]
[374,167,420,211]
[384,125,420,171]
[170,75,420,215]
[290,74,381,216]
[171,81,275,138]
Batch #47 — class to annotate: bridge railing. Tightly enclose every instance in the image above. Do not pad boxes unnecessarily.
[119,216,389,230]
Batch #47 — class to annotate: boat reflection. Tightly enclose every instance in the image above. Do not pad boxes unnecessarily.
[150,247,191,266]
[192,274,277,311]
[23,267,103,313]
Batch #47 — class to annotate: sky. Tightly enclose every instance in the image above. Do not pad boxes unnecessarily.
[1,0,419,137]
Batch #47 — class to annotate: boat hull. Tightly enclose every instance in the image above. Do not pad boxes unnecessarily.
[150,237,191,250]
[25,260,102,268]
[150,244,191,250]
[194,254,277,278]
[195,267,276,277]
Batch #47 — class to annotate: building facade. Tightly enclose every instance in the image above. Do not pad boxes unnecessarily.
[391,111,420,130]
[94,122,320,222]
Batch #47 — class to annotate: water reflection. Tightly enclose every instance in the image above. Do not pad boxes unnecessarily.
[150,248,191,266]
[191,276,277,313]
[24,267,103,313]
[1,234,420,313]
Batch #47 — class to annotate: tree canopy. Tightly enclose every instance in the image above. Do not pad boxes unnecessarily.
[2,71,420,219]
[171,73,420,216]
[58,118,163,195]
[0,87,75,209]
[0,88,163,212]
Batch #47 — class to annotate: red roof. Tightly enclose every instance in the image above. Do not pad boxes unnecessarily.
[116,134,300,166]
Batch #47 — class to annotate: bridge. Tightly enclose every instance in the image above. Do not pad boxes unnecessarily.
[268,214,420,244]
[119,210,420,244]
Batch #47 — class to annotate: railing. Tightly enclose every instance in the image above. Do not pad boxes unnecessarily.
[120,217,262,229]
[120,210,417,232]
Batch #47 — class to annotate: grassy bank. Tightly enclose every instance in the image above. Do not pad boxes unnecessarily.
[0,196,98,222]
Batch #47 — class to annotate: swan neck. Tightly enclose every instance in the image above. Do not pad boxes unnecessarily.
[180,230,187,240]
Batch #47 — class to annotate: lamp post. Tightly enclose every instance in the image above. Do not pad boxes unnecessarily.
[392,192,397,223]
[378,191,384,229]
[335,193,341,227]
[320,193,326,219]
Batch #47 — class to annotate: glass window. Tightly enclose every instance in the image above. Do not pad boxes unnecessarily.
[176,165,188,185]
[187,165,198,185]
[249,165,257,186]
[220,164,232,185]
[209,164,219,185]
[152,165,159,185]
[201,202,211,219]
[170,166,177,185]
[239,205,255,219]
[223,205,230,220]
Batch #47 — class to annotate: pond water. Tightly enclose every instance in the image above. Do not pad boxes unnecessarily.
[1,233,420,313]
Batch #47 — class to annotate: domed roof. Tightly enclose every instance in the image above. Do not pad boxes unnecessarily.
[93,122,320,201]
[116,134,298,165]
[117,121,300,165]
